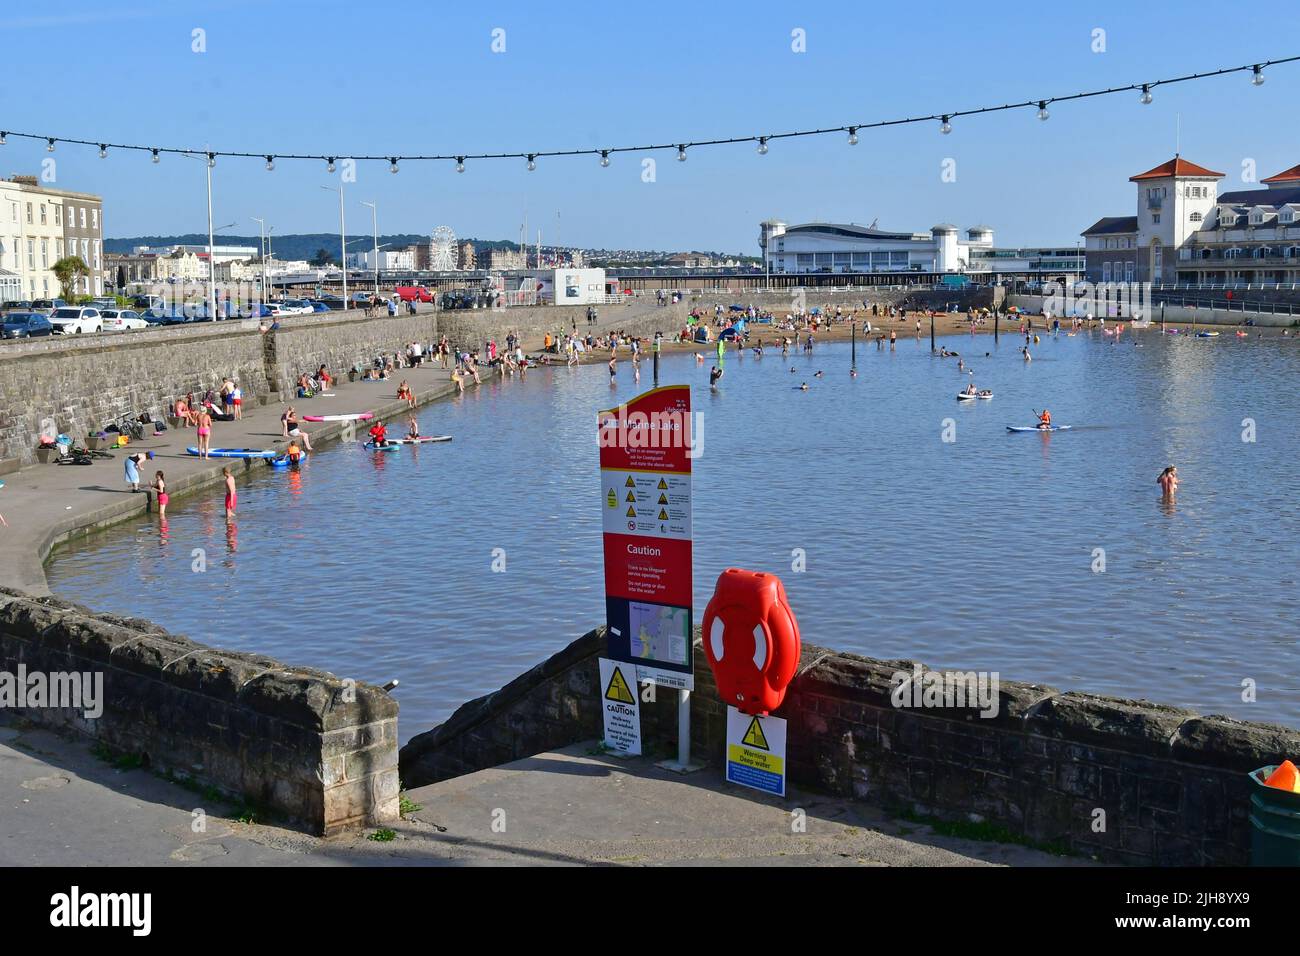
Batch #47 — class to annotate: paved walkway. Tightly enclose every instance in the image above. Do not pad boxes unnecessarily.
[0,305,656,595]
[0,720,1083,866]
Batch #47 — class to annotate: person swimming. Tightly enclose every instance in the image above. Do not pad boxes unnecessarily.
[1157,465,1178,496]
[1022,347,1032,361]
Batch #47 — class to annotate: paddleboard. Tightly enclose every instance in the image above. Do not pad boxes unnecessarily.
[270,453,307,467]
[1006,425,1071,433]
[364,441,401,451]
[956,393,977,401]
[388,436,452,444]
[187,447,277,458]
[302,412,375,422]
[1195,331,1220,338]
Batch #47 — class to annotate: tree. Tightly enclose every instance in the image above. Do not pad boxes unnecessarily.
[52,256,90,299]
[311,247,335,267]
[115,265,127,291]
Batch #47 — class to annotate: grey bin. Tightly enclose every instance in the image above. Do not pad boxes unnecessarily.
[1249,765,1300,866]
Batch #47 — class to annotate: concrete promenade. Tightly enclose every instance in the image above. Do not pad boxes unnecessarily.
[0,719,1082,866]
[0,305,653,595]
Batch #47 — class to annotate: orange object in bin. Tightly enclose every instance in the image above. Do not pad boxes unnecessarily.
[1264,760,1300,793]
[701,568,801,716]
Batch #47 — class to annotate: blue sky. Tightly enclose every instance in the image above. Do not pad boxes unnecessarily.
[1,0,1296,253]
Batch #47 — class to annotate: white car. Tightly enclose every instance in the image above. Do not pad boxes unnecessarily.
[280,299,313,315]
[48,306,103,334]
[100,309,148,332]
[264,302,287,317]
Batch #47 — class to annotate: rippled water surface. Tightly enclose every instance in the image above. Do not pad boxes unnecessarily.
[48,329,1300,740]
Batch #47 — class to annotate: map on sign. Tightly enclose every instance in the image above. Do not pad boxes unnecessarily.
[629,601,690,667]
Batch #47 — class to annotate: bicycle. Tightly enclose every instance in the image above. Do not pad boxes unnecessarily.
[70,444,114,460]
[110,413,146,442]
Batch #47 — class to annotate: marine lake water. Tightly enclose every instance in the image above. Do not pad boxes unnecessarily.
[47,328,1300,741]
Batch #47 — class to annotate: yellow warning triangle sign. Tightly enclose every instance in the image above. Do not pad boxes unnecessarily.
[658,493,668,504]
[625,506,637,517]
[658,509,669,520]
[604,666,636,704]
[625,490,636,502]
[606,489,616,507]
[742,716,770,750]
[657,478,668,489]
[625,476,636,487]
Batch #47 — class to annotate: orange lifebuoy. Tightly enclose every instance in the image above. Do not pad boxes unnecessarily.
[701,568,801,716]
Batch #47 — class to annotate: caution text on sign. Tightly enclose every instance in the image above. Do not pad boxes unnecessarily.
[725,707,787,796]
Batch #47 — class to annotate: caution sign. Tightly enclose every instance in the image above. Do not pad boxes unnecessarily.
[598,658,642,756]
[725,707,787,796]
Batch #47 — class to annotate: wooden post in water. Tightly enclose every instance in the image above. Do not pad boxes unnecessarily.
[930,312,935,353]
[653,350,660,387]
[994,309,999,343]
[851,321,856,370]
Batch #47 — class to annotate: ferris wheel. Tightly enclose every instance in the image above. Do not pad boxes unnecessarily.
[430,226,457,271]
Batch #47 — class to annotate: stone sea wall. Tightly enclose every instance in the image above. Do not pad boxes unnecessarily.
[0,586,399,834]
[400,627,1300,865]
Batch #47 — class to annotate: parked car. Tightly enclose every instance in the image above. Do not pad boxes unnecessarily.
[31,298,67,314]
[100,309,148,332]
[2,300,34,314]
[309,301,331,313]
[263,303,287,317]
[284,299,314,315]
[132,295,167,312]
[48,306,103,334]
[140,308,174,326]
[316,296,347,310]
[91,297,117,310]
[1,312,53,339]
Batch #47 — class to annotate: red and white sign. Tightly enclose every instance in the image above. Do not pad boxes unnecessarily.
[598,385,694,690]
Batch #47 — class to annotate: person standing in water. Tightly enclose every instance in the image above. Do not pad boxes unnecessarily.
[1157,466,1178,497]
[223,467,237,520]
[152,471,168,518]
[709,365,723,389]
[608,355,617,385]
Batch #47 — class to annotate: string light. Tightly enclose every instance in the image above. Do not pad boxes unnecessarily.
[99,144,108,158]
[326,157,336,173]
[0,56,1293,172]
[526,153,536,171]
[389,157,399,174]
[265,155,275,171]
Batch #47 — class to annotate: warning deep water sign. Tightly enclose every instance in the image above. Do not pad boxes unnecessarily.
[599,658,642,755]
[725,707,787,796]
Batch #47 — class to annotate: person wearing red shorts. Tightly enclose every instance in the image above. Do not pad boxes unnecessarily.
[223,467,237,520]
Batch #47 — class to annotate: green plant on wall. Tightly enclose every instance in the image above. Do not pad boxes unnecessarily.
[52,256,90,299]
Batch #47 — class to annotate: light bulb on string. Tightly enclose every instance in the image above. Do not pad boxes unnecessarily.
[677,145,687,162]
[99,144,108,158]
[265,155,275,171]
[326,157,336,173]
[0,132,7,147]
[757,136,768,155]
[46,138,56,152]
[1037,101,1049,121]
[939,115,952,135]
[455,157,465,173]
[526,154,536,171]
[389,157,399,174]
[1252,65,1265,86]
[207,152,216,168]
[1140,84,1153,105]
[600,150,610,167]
[847,127,858,145]
[151,148,160,164]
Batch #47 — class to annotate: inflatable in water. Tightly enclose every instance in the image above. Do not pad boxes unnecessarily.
[187,447,277,459]
[302,412,375,422]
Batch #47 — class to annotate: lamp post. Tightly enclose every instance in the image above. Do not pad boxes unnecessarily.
[252,217,268,304]
[321,184,347,308]
[179,151,220,320]
[360,200,379,298]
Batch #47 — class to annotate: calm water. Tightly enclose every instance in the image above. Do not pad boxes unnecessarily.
[48,329,1300,740]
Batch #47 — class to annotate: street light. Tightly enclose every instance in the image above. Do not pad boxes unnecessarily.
[360,201,379,298]
[252,217,268,304]
[180,150,220,320]
[321,184,347,308]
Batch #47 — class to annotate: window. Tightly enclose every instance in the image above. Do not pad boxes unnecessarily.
[1152,214,1161,224]
[39,204,46,224]
[54,205,61,226]
[91,208,98,230]
[25,203,32,224]
[1102,262,1112,281]
[1190,212,1202,222]
[40,239,47,268]
[1125,261,1135,282]
[1154,246,1163,270]
[27,239,34,269]
[93,240,100,270]
[80,207,86,229]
